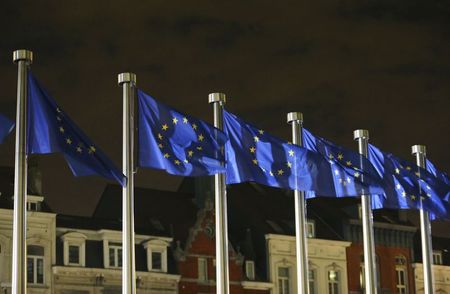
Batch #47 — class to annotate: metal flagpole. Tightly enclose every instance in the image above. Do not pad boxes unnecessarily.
[12,49,33,294]
[412,145,434,294]
[208,93,230,294]
[354,130,377,294]
[287,112,309,294]
[118,73,137,294]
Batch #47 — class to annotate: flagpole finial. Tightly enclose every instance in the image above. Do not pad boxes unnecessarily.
[208,93,226,104]
[287,112,303,124]
[13,50,33,64]
[412,145,426,155]
[354,129,369,140]
[118,72,136,86]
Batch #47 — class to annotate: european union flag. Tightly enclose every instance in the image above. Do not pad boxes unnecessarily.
[27,72,125,186]
[368,144,448,220]
[0,114,14,144]
[137,89,227,176]
[302,128,384,197]
[426,159,450,190]
[223,111,383,197]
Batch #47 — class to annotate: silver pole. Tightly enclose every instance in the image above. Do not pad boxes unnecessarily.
[118,73,137,294]
[287,112,309,294]
[12,49,32,294]
[412,145,434,294]
[208,93,230,294]
[354,129,377,294]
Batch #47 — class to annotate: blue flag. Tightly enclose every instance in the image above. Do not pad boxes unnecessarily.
[0,114,14,144]
[27,72,125,186]
[137,89,227,176]
[368,144,448,220]
[426,159,450,189]
[302,128,384,197]
[223,110,383,196]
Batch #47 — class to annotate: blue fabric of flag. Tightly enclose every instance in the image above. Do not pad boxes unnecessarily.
[223,110,383,196]
[368,144,448,220]
[302,128,384,198]
[137,89,227,176]
[0,114,14,144]
[27,72,125,186]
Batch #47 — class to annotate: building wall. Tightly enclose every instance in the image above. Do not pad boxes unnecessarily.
[347,243,415,293]
[265,234,351,294]
[413,263,450,294]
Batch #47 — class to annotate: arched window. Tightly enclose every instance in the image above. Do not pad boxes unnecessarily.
[27,245,44,284]
[395,255,408,294]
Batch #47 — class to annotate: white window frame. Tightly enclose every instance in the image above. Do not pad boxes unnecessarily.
[61,232,86,267]
[245,260,255,280]
[395,267,407,294]
[198,257,208,282]
[143,239,169,273]
[306,220,315,238]
[108,242,122,268]
[433,251,443,265]
[308,268,317,294]
[277,266,291,294]
[327,269,340,294]
[26,195,44,212]
[27,245,44,285]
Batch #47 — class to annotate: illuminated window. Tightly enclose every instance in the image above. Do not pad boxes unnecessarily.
[306,220,315,238]
[245,260,255,280]
[433,251,442,265]
[328,269,340,294]
[198,258,208,282]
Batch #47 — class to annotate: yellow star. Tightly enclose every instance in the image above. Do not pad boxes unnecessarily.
[395,168,400,174]
[56,107,62,113]
[346,161,352,166]
[183,117,188,124]
[198,134,204,141]
[59,127,65,133]
[337,153,344,160]
[254,136,259,142]
[172,117,178,124]
[401,191,407,197]
[163,153,170,158]
[354,172,360,178]
[56,116,62,121]
[406,166,411,171]
[287,162,292,168]
[197,146,203,151]
[88,146,96,154]
[158,133,163,140]
[162,124,169,131]
[66,138,72,145]
[288,150,294,157]
[188,150,194,157]
[76,146,82,153]
[269,171,274,176]
[249,146,256,153]
[252,159,258,165]
[396,184,401,190]
[277,169,284,175]
[192,123,198,130]
[184,159,189,163]
[174,159,181,165]
[427,193,431,197]
[158,143,163,149]
[258,129,264,135]
[410,194,416,200]
[415,172,420,177]
[328,153,334,160]
[347,177,351,183]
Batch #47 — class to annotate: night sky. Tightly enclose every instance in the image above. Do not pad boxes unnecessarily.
[0,1,449,216]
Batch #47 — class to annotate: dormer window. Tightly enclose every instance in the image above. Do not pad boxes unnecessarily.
[61,232,86,267]
[433,251,443,265]
[27,195,44,212]
[108,242,122,268]
[143,239,170,273]
[306,220,315,238]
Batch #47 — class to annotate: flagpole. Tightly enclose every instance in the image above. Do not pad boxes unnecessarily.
[354,129,377,294]
[119,73,137,294]
[412,145,434,294]
[286,112,309,294]
[208,93,230,294]
[11,49,32,294]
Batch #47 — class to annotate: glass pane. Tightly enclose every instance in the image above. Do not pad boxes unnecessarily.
[118,249,122,267]
[333,283,339,294]
[278,267,289,277]
[109,248,115,266]
[37,258,44,284]
[69,245,79,264]
[152,251,162,270]
[283,279,290,294]
[28,245,44,256]
[27,258,34,283]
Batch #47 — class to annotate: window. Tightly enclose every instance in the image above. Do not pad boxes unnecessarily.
[151,251,162,270]
[358,204,362,220]
[328,270,340,294]
[308,269,317,294]
[360,255,381,290]
[27,245,44,285]
[306,220,315,238]
[433,251,442,265]
[62,232,86,267]
[395,255,408,293]
[245,260,255,280]
[198,258,208,282]
[68,245,80,264]
[144,241,169,272]
[26,195,44,212]
[278,267,291,294]
[109,242,122,268]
